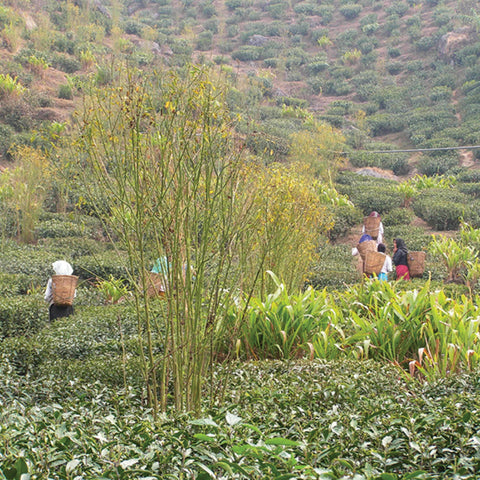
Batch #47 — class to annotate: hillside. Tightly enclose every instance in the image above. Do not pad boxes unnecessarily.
[1,0,480,176]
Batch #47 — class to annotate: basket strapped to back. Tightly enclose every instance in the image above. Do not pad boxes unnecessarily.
[407,251,426,278]
[146,271,166,297]
[357,240,377,260]
[364,251,386,275]
[52,275,78,306]
[363,216,381,239]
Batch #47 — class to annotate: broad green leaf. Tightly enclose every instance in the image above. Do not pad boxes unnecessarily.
[265,437,301,446]
[194,433,216,442]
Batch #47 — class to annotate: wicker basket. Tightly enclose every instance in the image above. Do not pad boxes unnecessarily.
[408,251,426,278]
[52,275,78,306]
[146,271,166,297]
[363,216,381,239]
[357,240,377,260]
[364,251,386,275]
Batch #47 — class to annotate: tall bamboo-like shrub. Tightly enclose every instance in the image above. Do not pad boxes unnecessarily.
[74,65,263,414]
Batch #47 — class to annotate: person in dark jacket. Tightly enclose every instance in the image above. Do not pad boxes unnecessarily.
[392,238,410,280]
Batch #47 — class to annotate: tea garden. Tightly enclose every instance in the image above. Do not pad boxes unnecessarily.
[2,146,480,478]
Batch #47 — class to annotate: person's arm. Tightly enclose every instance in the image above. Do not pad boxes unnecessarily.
[386,256,393,272]
[44,278,52,303]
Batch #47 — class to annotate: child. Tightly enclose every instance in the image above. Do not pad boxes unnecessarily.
[377,243,392,281]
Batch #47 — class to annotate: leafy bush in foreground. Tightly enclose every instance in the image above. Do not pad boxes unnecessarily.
[1,360,480,479]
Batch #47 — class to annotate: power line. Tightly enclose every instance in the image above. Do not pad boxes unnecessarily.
[337,145,480,154]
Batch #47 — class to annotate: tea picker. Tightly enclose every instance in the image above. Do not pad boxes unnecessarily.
[44,260,78,321]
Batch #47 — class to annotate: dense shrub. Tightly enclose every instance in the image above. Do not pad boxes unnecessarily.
[50,53,81,73]
[339,4,362,19]
[231,46,262,61]
[416,154,459,176]
[412,188,471,230]
[36,304,141,361]
[75,251,133,283]
[0,245,54,283]
[457,182,480,199]
[0,273,36,296]
[382,208,415,227]
[0,295,47,339]
[383,225,432,251]
[35,219,87,239]
[367,113,405,136]
[58,83,73,99]
[336,175,401,215]
[308,243,360,289]
[329,204,363,242]
[349,186,402,215]
[0,336,43,375]
[348,148,409,176]
[196,31,213,50]
[457,170,480,183]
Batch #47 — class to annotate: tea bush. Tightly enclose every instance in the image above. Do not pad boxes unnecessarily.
[0,295,46,339]
[36,304,141,361]
[457,182,480,198]
[0,245,54,282]
[0,335,43,375]
[348,147,409,176]
[417,153,459,176]
[382,207,415,227]
[345,186,402,216]
[0,273,36,296]
[37,237,110,259]
[309,244,360,289]
[37,355,144,387]
[339,4,362,19]
[75,251,133,283]
[412,188,472,230]
[383,225,432,251]
[329,204,363,242]
[35,219,87,239]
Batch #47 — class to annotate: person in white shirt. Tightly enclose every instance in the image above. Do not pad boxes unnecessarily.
[44,260,76,321]
[362,211,384,245]
[376,243,392,281]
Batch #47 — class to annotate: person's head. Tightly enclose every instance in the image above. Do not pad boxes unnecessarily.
[394,238,406,250]
[369,211,380,218]
[52,260,73,275]
[377,243,386,253]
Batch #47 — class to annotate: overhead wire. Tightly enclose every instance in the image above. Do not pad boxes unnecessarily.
[335,145,480,155]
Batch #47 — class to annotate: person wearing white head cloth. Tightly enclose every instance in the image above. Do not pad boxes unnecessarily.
[44,260,76,321]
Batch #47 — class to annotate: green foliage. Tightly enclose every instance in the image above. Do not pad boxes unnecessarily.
[0,273,36,296]
[76,251,132,283]
[309,243,361,289]
[0,335,42,375]
[0,295,46,339]
[36,304,140,361]
[34,219,87,239]
[348,145,409,176]
[344,184,402,215]
[413,188,472,230]
[383,225,432,251]
[58,83,73,99]
[417,153,459,176]
[225,272,331,360]
[339,4,362,19]
[328,204,363,241]
[382,207,415,227]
